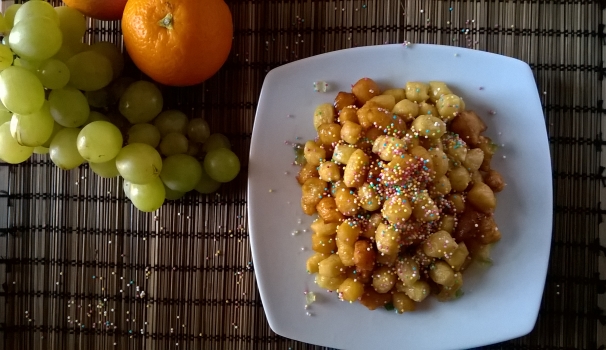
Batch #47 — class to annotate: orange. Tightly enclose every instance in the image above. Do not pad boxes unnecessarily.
[63,0,127,21]
[122,0,233,87]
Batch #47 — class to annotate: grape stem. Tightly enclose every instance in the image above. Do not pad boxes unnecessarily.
[158,13,174,30]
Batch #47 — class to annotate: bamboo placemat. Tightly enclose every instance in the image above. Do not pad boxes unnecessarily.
[0,0,603,349]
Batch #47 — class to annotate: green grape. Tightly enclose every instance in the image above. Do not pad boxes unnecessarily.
[127,123,161,148]
[89,158,119,178]
[194,166,221,194]
[202,133,231,153]
[48,87,90,127]
[53,41,87,63]
[0,45,13,71]
[10,101,54,147]
[129,177,165,212]
[159,132,188,156]
[83,111,110,126]
[5,4,21,30]
[34,146,49,155]
[49,127,84,170]
[164,184,185,200]
[109,76,135,103]
[0,66,45,115]
[89,42,124,79]
[13,58,41,73]
[85,88,110,108]
[159,154,203,192]
[55,6,86,45]
[14,1,60,26]
[115,143,162,184]
[9,17,62,61]
[42,122,64,148]
[0,122,33,164]
[123,180,132,199]
[36,59,70,89]
[187,118,211,143]
[66,51,113,91]
[0,14,8,34]
[77,121,123,163]
[186,142,201,157]
[153,110,188,136]
[204,148,240,183]
[119,81,163,124]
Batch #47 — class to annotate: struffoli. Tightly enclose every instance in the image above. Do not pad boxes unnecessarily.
[296,78,503,312]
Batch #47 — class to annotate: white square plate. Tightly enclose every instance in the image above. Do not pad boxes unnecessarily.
[248,44,552,350]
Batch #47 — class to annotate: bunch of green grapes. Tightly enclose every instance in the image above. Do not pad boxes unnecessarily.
[0,3,241,213]
[122,108,241,204]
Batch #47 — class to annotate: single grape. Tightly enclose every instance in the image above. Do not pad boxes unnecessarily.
[119,81,163,124]
[85,88,110,108]
[159,154,203,192]
[0,66,45,115]
[10,101,54,147]
[14,1,59,26]
[153,110,188,136]
[186,142,200,157]
[55,6,86,45]
[89,42,124,79]
[129,177,166,212]
[202,133,231,153]
[49,127,84,170]
[66,51,113,91]
[89,158,119,178]
[77,121,123,163]
[41,122,64,148]
[194,166,221,194]
[0,44,13,71]
[48,87,90,127]
[109,76,135,103]
[4,4,22,30]
[9,17,62,61]
[164,184,185,200]
[33,146,49,155]
[115,143,162,184]
[158,132,188,156]
[127,123,161,148]
[204,148,240,183]
[0,122,33,163]
[36,59,70,89]
[187,118,211,143]
[83,111,110,126]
